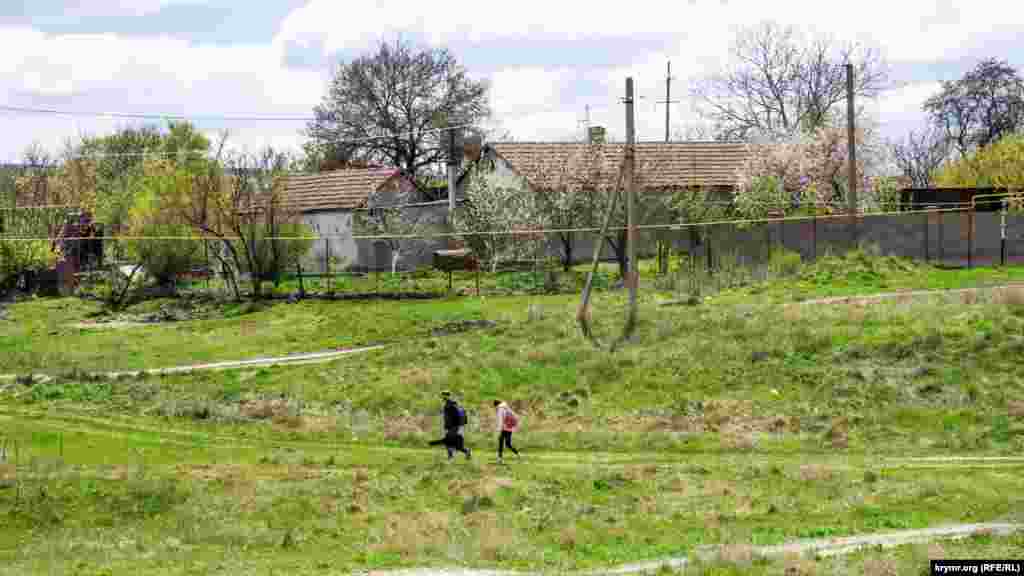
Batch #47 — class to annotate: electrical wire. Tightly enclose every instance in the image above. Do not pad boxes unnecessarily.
[0,204,981,242]
[0,104,313,122]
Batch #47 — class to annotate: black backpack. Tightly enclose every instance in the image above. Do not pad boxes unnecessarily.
[455,403,468,427]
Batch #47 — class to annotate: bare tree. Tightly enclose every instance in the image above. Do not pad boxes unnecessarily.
[692,20,887,141]
[306,37,490,183]
[923,58,1024,157]
[891,126,952,188]
[671,123,718,141]
[174,147,313,299]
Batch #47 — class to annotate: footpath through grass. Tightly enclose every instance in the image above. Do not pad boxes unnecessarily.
[2,253,1024,573]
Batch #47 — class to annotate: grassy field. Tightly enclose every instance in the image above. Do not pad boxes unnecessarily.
[667,530,1024,574]
[2,253,1024,574]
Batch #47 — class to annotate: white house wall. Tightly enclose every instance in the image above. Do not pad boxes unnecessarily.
[300,211,358,271]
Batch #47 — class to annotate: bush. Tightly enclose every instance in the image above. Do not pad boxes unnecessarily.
[768,248,802,277]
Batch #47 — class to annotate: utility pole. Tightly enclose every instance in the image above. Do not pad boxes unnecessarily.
[623,77,639,341]
[658,61,679,143]
[846,63,858,246]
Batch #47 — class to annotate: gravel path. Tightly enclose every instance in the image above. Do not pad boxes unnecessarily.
[364,523,1022,576]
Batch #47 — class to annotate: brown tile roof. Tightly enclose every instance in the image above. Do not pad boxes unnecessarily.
[489,142,751,190]
[279,168,402,212]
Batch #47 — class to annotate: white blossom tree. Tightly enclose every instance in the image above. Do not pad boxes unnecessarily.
[456,163,538,273]
[354,187,440,275]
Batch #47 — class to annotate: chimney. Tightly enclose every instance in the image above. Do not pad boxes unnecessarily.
[463,133,483,164]
[588,126,606,145]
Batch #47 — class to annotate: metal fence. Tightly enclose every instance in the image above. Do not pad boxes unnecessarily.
[11,203,1024,300]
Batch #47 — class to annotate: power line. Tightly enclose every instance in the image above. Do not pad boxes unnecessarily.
[0,104,313,122]
[55,123,482,159]
[0,204,983,242]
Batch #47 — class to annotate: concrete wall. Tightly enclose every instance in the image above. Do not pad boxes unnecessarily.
[680,212,1024,269]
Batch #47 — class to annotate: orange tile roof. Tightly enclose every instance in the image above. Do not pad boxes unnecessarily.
[489,142,751,190]
[279,168,402,212]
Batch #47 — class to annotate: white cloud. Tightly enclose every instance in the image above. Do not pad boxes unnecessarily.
[2,0,1023,160]
[0,27,324,162]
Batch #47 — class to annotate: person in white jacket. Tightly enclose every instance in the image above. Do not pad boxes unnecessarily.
[493,399,520,463]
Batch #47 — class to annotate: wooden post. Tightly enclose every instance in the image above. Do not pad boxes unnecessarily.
[846,63,858,248]
[622,76,639,341]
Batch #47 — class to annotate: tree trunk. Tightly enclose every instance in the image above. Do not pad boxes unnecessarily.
[560,232,573,272]
[605,230,628,279]
[391,249,400,275]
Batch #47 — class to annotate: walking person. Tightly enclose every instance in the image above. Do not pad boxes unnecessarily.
[428,391,471,461]
[494,399,520,464]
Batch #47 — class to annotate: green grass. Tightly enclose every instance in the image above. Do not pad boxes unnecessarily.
[0,295,494,374]
[3,254,1024,573]
[1,409,1021,574]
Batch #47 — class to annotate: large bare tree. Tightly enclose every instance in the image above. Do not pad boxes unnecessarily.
[692,21,887,141]
[890,126,952,188]
[923,58,1024,158]
[306,38,490,182]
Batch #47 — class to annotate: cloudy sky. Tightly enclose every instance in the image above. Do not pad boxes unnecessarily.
[1,0,1022,163]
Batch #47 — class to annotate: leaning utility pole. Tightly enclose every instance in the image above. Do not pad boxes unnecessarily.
[622,77,639,342]
[659,61,679,143]
[846,63,858,245]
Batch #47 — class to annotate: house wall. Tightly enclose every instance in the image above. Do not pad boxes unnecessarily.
[298,177,453,273]
[300,211,357,271]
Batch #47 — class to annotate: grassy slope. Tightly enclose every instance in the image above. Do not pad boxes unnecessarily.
[667,531,1024,575]
[2,254,1024,573]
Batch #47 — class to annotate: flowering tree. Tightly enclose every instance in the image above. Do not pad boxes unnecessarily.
[530,145,613,272]
[354,186,440,274]
[733,121,897,218]
[934,133,1024,189]
[456,163,538,272]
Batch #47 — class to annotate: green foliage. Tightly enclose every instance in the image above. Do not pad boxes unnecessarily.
[230,221,315,282]
[125,164,201,290]
[0,207,69,290]
[934,133,1024,192]
[767,247,803,277]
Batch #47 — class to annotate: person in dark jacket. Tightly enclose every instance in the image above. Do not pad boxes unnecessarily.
[428,391,471,460]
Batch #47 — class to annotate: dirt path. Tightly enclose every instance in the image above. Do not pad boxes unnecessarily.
[791,282,1024,307]
[366,523,1021,576]
[0,344,386,384]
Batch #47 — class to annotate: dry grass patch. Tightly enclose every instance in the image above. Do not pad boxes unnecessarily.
[784,554,820,575]
[716,544,757,567]
[399,367,434,388]
[995,286,1024,307]
[383,414,428,440]
[859,557,900,575]
[368,512,452,558]
[798,464,834,483]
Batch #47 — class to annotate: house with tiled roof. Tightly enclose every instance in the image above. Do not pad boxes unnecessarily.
[277,167,444,271]
[454,129,753,267]
[475,140,750,195]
